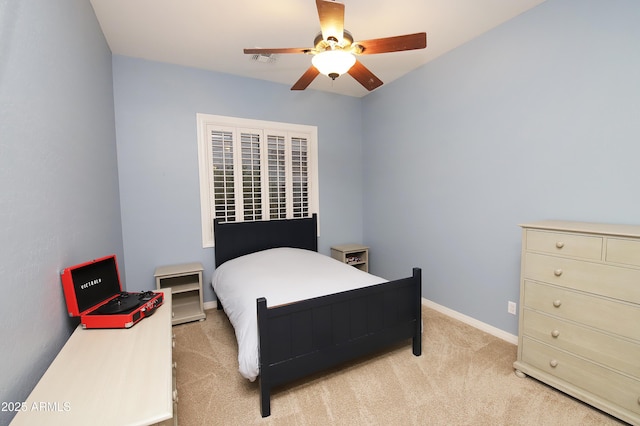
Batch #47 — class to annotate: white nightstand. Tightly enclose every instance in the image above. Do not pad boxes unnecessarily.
[330,244,369,272]
[155,262,205,325]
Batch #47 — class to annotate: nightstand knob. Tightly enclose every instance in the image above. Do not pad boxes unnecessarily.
[551,330,560,338]
[555,241,565,249]
[549,359,558,368]
[553,300,562,308]
[554,269,563,277]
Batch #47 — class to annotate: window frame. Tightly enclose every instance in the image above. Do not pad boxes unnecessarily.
[196,113,319,248]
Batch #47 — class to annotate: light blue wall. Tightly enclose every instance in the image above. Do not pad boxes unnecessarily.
[112,56,364,302]
[361,0,640,335]
[0,1,121,423]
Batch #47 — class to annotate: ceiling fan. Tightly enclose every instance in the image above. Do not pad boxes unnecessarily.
[243,0,427,91]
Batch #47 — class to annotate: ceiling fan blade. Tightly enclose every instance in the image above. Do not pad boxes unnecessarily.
[316,0,345,43]
[355,32,427,55]
[347,60,383,91]
[244,47,310,55]
[291,66,320,91]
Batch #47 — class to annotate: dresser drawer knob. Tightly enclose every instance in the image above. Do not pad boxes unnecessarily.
[551,330,560,338]
[553,269,563,277]
[549,359,559,368]
[553,300,562,308]
[555,242,565,249]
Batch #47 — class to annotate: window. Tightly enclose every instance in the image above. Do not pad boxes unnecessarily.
[197,114,319,247]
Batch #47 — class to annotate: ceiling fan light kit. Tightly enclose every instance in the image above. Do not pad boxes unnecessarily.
[243,0,427,91]
[312,50,356,80]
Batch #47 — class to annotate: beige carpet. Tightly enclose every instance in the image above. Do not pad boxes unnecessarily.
[172,306,625,425]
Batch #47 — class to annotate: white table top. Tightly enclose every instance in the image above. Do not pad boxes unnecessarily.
[10,291,173,426]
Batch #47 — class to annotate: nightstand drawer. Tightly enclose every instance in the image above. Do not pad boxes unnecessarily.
[524,252,640,303]
[526,230,602,260]
[521,337,640,416]
[523,280,640,341]
[522,308,640,378]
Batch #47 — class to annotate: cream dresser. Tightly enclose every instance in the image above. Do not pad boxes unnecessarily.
[514,221,640,425]
[10,290,176,426]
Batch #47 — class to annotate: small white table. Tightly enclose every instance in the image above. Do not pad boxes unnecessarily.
[155,262,205,325]
[10,291,174,426]
[330,244,369,272]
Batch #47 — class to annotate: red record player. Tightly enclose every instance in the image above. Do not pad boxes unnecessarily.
[61,254,163,329]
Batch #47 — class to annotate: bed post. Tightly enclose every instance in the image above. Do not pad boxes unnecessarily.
[412,267,422,356]
[256,297,271,417]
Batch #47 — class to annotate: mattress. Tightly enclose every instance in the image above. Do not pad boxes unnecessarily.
[211,247,386,381]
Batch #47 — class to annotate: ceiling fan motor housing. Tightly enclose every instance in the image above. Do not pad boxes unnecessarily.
[313,30,354,53]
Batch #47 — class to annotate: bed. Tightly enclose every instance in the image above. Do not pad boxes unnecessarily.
[212,214,422,417]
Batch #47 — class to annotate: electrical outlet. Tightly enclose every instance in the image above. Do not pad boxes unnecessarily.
[508,301,517,315]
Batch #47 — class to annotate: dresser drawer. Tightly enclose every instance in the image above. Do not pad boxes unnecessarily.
[524,252,640,304]
[526,230,603,260]
[607,237,640,268]
[522,308,640,378]
[521,337,640,416]
[523,280,640,341]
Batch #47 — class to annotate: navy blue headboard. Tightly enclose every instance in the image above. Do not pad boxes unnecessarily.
[213,214,318,267]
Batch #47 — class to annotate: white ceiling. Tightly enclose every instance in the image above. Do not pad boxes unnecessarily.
[90,0,546,98]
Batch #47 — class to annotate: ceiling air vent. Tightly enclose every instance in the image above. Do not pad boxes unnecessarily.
[250,53,276,64]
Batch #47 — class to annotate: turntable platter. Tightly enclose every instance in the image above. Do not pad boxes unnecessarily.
[96,293,140,314]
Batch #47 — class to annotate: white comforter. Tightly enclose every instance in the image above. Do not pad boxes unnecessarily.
[211,247,386,381]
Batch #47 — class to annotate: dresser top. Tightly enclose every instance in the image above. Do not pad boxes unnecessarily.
[520,220,640,238]
[11,291,173,426]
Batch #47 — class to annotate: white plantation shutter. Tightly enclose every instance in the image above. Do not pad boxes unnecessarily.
[267,134,286,219]
[197,114,319,247]
[209,129,235,223]
[240,131,263,221]
[291,136,309,218]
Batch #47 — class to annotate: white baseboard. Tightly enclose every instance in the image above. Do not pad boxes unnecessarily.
[203,300,218,310]
[421,298,518,345]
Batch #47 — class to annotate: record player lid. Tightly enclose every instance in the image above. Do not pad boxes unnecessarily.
[63,255,122,315]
